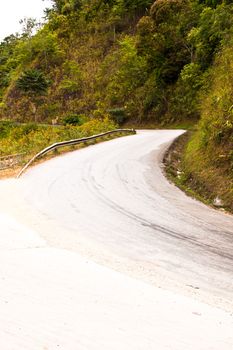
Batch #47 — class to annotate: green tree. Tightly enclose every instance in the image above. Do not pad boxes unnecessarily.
[16,69,49,121]
[16,69,49,95]
[99,36,147,111]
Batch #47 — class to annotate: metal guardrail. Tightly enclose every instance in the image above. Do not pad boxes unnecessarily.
[17,129,136,178]
[0,153,25,170]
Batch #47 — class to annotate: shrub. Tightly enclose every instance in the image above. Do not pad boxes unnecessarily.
[16,69,49,96]
[107,108,126,124]
[62,114,88,126]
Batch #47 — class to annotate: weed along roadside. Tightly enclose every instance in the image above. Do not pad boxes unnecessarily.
[164,132,233,215]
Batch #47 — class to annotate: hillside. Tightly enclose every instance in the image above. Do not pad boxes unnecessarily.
[0,0,231,124]
[182,41,233,210]
[0,0,232,207]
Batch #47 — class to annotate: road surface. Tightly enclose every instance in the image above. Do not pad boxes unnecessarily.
[0,130,233,349]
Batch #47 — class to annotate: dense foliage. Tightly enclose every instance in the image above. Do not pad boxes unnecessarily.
[0,0,231,124]
[182,41,233,209]
[0,0,232,124]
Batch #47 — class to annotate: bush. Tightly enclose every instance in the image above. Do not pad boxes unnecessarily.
[16,69,49,96]
[62,114,88,126]
[0,120,16,139]
[107,108,126,124]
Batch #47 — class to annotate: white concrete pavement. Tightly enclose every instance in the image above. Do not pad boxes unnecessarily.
[0,212,233,350]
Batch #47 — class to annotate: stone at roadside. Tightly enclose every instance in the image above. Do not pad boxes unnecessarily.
[213,197,224,207]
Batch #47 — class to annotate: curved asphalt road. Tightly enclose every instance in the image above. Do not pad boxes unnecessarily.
[12,129,233,311]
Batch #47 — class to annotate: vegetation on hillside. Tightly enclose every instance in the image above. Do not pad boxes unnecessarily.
[0,0,232,124]
[182,41,233,210]
[0,117,116,160]
[0,0,232,206]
